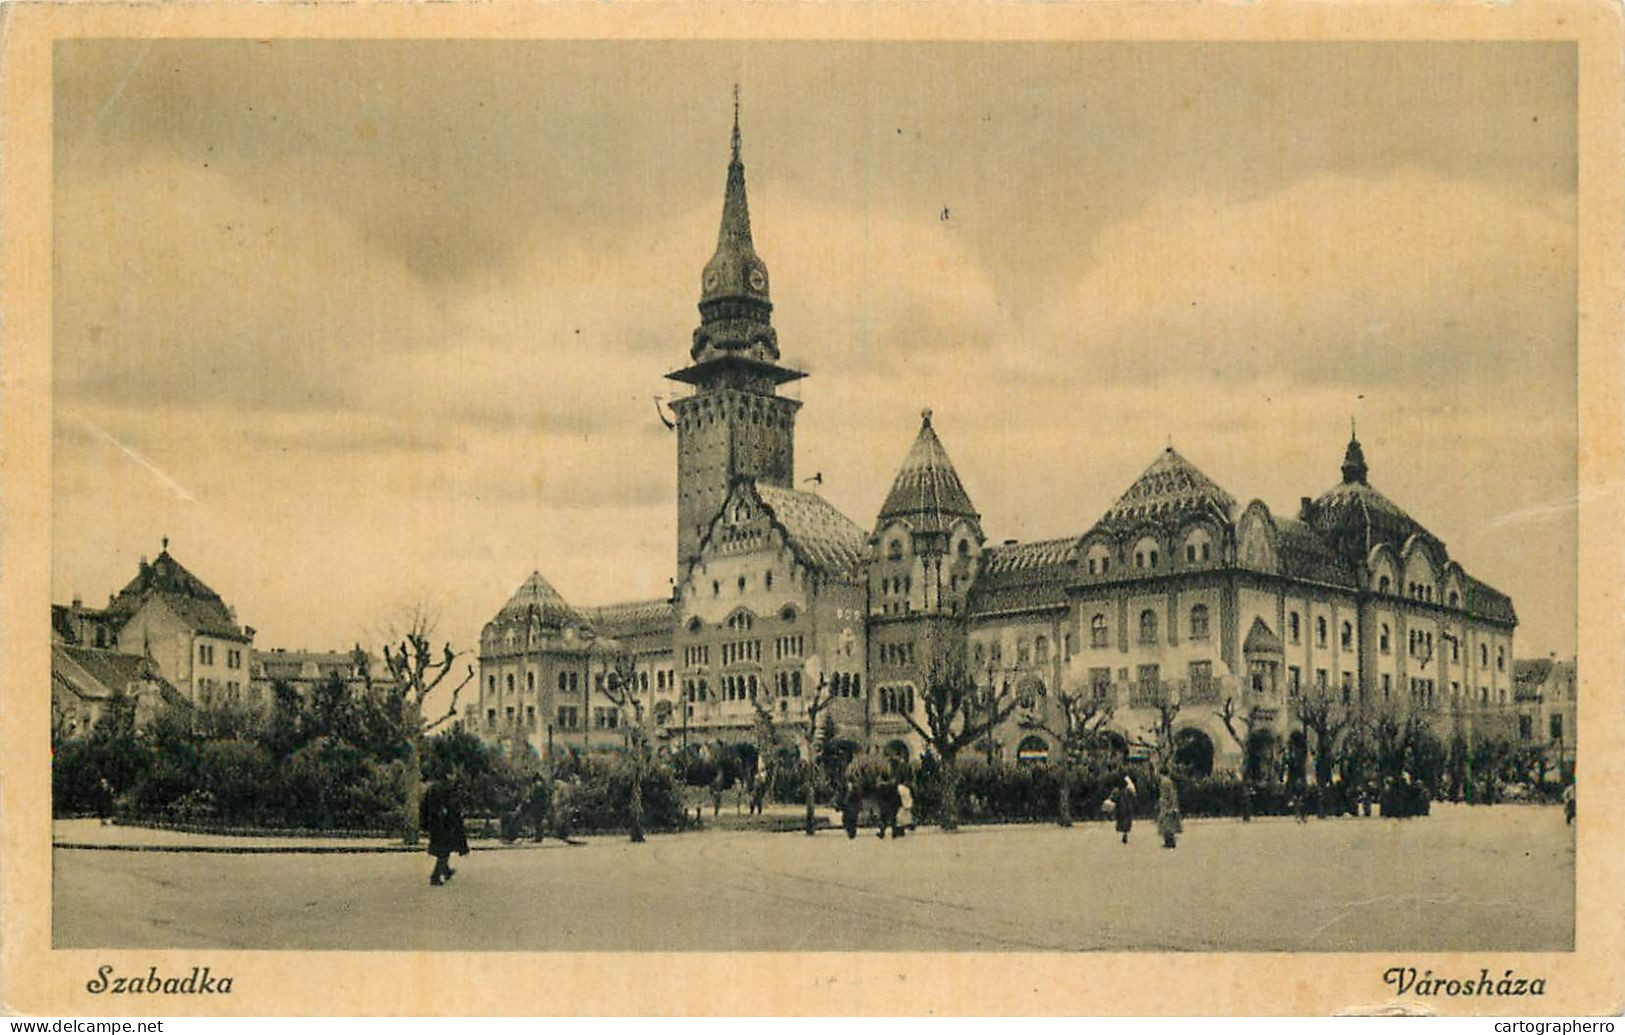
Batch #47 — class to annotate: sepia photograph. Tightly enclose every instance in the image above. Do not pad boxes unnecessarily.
[5,1,1623,1017]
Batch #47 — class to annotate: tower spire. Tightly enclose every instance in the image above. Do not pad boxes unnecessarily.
[731,83,741,164]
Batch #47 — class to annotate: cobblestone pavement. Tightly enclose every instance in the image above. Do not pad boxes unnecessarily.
[53,803,1574,952]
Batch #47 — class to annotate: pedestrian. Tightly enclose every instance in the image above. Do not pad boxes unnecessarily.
[749,762,767,816]
[96,776,116,826]
[896,781,913,836]
[841,776,863,839]
[710,773,725,818]
[873,781,902,840]
[522,773,551,842]
[1293,783,1310,823]
[1562,781,1575,825]
[1157,773,1182,849]
[1241,781,1255,823]
[1114,777,1135,845]
[420,774,469,887]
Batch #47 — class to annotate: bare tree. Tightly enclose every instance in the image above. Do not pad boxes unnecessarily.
[598,650,650,843]
[1293,682,1352,791]
[1019,682,1114,827]
[901,653,1018,832]
[362,603,475,845]
[1215,692,1265,779]
[798,673,834,835]
[1140,681,1182,774]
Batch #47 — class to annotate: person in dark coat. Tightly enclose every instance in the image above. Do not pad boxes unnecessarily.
[1114,777,1135,844]
[841,776,863,839]
[420,775,469,886]
[870,781,903,840]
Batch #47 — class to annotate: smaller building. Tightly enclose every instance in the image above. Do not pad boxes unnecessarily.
[100,545,255,708]
[1514,657,1577,774]
[250,648,384,705]
[51,643,184,738]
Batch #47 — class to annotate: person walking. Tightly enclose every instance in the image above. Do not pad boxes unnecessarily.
[896,781,913,836]
[1114,777,1135,845]
[841,776,863,839]
[1563,780,1575,825]
[1156,773,1183,849]
[420,774,469,886]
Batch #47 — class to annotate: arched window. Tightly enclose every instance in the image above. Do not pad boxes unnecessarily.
[765,571,773,590]
[527,672,535,692]
[1189,604,1210,640]
[1380,624,1391,654]
[1480,643,1489,666]
[1289,612,1301,643]
[1091,613,1109,648]
[1139,609,1158,645]
[887,539,903,561]
[1497,646,1505,672]
[1135,551,1145,568]
[505,674,515,693]
[1315,617,1328,647]
[957,539,971,558]
[1378,575,1391,594]
[1016,639,1030,665]
[1448,590,1459,607]
[1035,636,1049,664]
[973,642,985,664]
[557,672,567,692]
[1341,621,1353,650]
[488,675,496,694]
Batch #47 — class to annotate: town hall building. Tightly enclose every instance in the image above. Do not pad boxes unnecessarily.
[471,103,1519,774]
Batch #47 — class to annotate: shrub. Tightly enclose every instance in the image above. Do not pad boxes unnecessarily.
[197,739,274,825]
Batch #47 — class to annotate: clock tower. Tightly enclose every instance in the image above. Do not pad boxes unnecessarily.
[668,92,805,578]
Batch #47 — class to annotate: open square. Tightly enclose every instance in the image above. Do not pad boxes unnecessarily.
[53,804,1574,952]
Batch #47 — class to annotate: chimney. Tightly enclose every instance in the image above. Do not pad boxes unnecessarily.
[1299,497,1314,521]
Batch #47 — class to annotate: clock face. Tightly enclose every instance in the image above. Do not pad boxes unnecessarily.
[748,268,767,292]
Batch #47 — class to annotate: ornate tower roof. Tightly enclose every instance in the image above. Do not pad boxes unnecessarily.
[105,545,249,642]
[876,409,982,537]
[1341,425,1369,484]
[1099,446,1236,528]
[670,86,801,387]
[487,570,584,632]
[699,88,771,312]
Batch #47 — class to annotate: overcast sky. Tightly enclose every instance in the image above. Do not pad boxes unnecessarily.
[53,40,1577,660]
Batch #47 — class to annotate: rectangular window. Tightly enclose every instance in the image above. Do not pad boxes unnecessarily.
[1550,713,1564,740]
[1089,667,1112,700]
[1136,664,1160,691]
[1287,666,1301,698]
[1315,669,1328,691]
[1519,715,1533,741]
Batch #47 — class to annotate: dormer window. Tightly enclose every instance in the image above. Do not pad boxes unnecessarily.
[888,539,903,561]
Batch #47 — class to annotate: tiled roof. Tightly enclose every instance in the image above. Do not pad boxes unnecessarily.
[968,537,1079,617]
[583,599,675,639]
[876,410,980,536]
[1099,447,1236,529]
[1461,574,1517,625]
[253,649,369,683]
[487,571,584,632]
[105,550,250,642]
[52,644,182,707]
[1272,518,1359,588]
[1513,658,1553,689]
[756,484,868,580]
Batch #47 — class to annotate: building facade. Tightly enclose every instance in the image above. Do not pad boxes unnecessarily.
[472,105,1520,773]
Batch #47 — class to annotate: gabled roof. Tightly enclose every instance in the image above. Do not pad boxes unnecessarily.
[754,483,868,580]
[105,550,250,642]
[52,644,183,708]
[1098,447,1236,529]
[1242,617,1284,655]
[487,570,585,632]
[876,410,981,537]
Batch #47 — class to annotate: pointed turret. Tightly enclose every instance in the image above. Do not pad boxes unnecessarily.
[489,570,583,632]
[1098,446,1237,528]
[699,87,770,310]
[877,409,982,538]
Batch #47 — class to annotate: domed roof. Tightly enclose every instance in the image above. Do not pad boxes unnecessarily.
[1098,446,1236,529]
[876,409,981,537]
[1307,434,1444,561]
[488,570,584,632]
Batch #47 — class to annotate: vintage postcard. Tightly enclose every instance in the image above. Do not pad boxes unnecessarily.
[2,0,1622,1017]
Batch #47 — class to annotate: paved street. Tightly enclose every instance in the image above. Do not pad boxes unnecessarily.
[53,803,1573,952]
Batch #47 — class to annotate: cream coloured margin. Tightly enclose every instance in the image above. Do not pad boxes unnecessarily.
[1,0,1620,1017]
